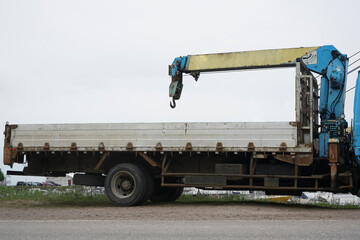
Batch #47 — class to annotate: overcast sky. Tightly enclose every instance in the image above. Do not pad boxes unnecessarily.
[1,0,360,184]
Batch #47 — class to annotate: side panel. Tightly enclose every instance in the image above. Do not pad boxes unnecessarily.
[3,145,12,166]
[3,124,17,166]
[9,122,306,152]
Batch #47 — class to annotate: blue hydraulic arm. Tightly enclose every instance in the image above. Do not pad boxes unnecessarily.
[305,46,348,158]
[305,46,348,124]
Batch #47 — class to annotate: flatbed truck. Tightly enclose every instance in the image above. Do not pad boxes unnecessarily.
[4,45,360,206]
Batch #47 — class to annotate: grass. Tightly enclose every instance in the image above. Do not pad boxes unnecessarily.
[178,194,245,203]
[0,186,359,209]
[0,186,111,207]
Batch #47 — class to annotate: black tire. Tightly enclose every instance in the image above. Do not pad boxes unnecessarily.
[105,163,153,207]
[150,179,184,202]
[169,187,183,201]
[136,165,154,205]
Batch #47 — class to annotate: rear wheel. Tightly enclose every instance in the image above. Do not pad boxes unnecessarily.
[105,163,153,206]
[150,179,184,202]
[169,187,184,201]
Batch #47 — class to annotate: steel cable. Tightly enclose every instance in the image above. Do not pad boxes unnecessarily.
[349,50,360,59]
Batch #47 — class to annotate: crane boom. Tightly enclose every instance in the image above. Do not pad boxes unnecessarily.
[168,45,345,111]
[183,46,319,72]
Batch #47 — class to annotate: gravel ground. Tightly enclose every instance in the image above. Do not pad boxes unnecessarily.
[1,202,359,221]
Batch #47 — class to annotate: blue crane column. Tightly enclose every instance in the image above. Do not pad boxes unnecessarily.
[302,46,348,188]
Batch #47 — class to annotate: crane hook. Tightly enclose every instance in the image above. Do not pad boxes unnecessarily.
[170,98,176,109]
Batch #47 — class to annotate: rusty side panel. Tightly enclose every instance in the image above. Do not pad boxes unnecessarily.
[3,145,13,166]
[328,142,339,188]
[3,124,17,166]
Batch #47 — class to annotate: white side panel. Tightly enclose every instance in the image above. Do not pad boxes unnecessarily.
[10,122,301,152]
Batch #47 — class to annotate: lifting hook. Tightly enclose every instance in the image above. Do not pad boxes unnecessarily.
[170,97,176,109]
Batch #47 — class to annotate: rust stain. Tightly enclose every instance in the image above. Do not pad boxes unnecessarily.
[3,145,12,166]
[216,142,223,151]
[98,142,105,151]
[280,142,287,151]
[70,142,77,151]
[17,143,24,151]
[328,143,339,163]
[43,142,50,150]
[247,142,255,151]
[186,142,192,151]
[155,142,163,151]
[126,142,134,151]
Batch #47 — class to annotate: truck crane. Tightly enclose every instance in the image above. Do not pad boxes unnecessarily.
[169,45,360,193]
[3,45,360,206]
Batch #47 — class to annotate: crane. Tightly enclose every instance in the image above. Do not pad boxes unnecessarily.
[168,45,359,189]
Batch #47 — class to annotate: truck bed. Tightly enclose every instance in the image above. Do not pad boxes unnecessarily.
[9,122,311,153]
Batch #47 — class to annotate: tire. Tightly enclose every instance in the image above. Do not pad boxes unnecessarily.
[105,163,153,207]
[169,187,183,201]
[136,165,154,205]
[150,179,184,202]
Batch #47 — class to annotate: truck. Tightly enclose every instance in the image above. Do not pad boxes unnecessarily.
[3,45,360,206]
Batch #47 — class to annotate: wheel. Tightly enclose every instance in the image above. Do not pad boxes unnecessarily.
[105,163,153,206]
[150,179,184,202]
[168,187,184,201]
[137,165,154,206]
[150,187,183,202]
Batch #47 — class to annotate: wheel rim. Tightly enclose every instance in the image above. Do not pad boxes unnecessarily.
[111,171,136,199]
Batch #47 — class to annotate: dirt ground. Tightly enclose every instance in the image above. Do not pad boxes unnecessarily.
[1,202,360,221]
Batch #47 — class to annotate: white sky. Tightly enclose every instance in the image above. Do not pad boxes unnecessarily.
[1,0,360,184]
